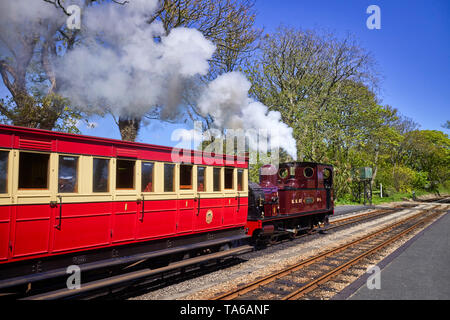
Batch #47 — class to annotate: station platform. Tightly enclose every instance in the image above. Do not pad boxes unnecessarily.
[333,210,450,300]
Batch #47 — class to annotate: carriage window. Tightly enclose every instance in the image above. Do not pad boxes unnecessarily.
[141,162,154,192]
[164,164,175,192]
[180,165,193,190]
[225,168,234,190]
[58,156,78,193]
[213,168,221,192]
[19,152,49,189]
[237,169,244,191]
[93,158,109,192]
[116,159,135,189]
[0,151,8,193]
[197,166,206,192]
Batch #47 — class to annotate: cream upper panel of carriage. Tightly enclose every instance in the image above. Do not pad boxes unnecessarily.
[0,124,247,167]
[0,148,248,205]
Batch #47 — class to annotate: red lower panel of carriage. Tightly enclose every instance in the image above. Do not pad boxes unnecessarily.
[0,197,248,264]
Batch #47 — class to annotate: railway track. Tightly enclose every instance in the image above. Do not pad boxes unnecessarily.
[418,195,450,203]
[211,204,448,300]
[8,203,442,300]
[11,207,390,300]
[327,205,406,228]
[261,204,411,245]
[18,245,252,300]
[279,204,415,243]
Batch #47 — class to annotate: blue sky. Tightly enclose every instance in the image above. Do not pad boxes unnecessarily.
[254,0,450,132]
[1,0,449,145]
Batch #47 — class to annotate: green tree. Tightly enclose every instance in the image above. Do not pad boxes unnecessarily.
[443,120,450,130]
[247,26,379,162]
[246,26,384,199]
[0,0,84,132]
[403,130,450,193]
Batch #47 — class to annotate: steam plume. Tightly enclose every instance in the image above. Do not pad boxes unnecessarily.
[198,72,297,159]
[0,0,298,159]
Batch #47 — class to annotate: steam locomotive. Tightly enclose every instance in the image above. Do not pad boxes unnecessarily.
[248,163,333,244]
[0,124,333,291]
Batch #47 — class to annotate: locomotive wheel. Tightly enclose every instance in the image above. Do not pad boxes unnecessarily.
[269,235,278,245]
[289,231,300,240]
[219,243,231,252]
[306,220,314,235]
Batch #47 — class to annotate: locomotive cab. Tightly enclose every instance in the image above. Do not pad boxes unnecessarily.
[248,182,266,220]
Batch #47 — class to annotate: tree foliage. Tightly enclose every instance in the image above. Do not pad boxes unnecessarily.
[0,0,84,132]
[245,26,449,199]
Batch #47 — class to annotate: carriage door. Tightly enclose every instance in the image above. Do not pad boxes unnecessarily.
[194,166,222,231]
[0,150,12,260]
[223,168,236,227]
[13,150,54,258]
[178,164,195,234]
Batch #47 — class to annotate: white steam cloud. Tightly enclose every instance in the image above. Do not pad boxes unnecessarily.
[198,72,297,159]
[0,0,298,159]
[57,0,215,119]
[0,0,65,63]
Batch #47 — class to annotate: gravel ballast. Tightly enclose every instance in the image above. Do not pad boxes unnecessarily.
[129,203,445,300]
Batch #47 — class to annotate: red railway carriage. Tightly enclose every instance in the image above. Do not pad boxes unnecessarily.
[246,162,334,242]
[0,124,249,287]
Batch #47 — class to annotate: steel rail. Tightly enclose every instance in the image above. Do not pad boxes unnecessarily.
[211,205,441,300]
[282,208,445,300]
[327,208,396,228]
[329,207,398,225]
[22,245,253,300]
[285,206,403,242]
